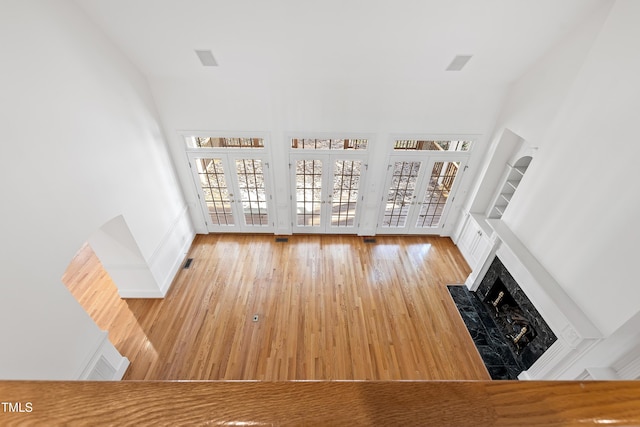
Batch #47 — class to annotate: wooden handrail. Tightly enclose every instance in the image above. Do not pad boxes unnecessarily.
[1,381,639,426]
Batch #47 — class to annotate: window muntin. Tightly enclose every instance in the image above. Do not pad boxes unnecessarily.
[235,159,269,226]
[381,161,422,228]
[186,137,264,149]
[291,138,368,150]
[393,140,471,152]
[295,160,323,226]
[415,161,461,228]
[195,158,234,226]
[331,160,361,227]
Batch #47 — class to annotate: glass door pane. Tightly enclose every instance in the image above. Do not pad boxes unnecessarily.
[234,158,269,227]
[330,159,361,229]
[378,155,466,234]
[295,159,323,228]
[381,161,422,229]
[415,161,461,228]
[195,158,235,226]
[190,154,274,232]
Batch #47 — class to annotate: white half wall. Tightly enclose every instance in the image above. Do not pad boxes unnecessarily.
[89,215,162,298]
[89,208,193,298]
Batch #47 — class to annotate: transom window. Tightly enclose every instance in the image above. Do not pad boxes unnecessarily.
[393,140,471,152]
[291,138,368,150]
[186,137,264,149]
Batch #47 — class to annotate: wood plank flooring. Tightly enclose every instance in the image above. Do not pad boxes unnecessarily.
[62,234,490,381]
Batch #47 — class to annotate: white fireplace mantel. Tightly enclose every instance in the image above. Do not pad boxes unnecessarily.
[467,217,603,380]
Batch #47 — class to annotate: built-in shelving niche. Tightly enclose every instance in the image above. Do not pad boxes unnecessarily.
[488,156,531,219]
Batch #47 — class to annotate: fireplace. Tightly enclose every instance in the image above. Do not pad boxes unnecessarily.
[454,216,603,380]
[449,256,557,379]
[476,257,557,371]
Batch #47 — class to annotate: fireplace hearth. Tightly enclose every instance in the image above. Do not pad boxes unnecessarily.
[448,257,557,379]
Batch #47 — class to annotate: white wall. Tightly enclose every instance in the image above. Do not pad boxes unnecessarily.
[148,71,506,235]
[497,0,640,336]
[494,0,615,145]
[461,1,615,216]
[0,0,192,379]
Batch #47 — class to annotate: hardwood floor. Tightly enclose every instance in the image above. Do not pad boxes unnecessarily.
[63,234,490,381]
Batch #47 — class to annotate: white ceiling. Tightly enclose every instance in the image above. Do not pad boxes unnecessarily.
[76,0,603,86]
[70,0,608,149]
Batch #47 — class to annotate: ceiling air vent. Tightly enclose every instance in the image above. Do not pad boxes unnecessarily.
[195,50,218,67]
[446,55,472,71]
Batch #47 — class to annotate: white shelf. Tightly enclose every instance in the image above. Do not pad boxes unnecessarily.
[512,166,526,176]
[488,158,531,220]
[506,180,519,191]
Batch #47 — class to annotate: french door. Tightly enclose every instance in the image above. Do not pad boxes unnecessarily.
[378,155,466,234]
[290,153,367,233]
[188,153,274,233]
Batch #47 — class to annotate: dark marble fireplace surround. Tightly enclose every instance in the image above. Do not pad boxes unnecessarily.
[449,257,557,379]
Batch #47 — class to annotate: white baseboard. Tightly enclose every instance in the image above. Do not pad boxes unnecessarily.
[119,288,164,298]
